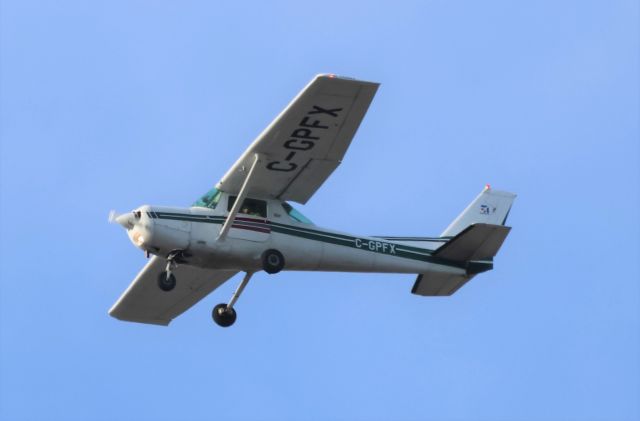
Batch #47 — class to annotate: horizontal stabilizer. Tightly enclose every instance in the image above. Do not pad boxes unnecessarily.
[434,223,511,262]
[411,273,470,296]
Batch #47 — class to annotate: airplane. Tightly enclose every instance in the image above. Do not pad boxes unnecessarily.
[109,74,516,328]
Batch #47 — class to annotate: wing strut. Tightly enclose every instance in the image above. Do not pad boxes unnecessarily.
[217,153,261,242]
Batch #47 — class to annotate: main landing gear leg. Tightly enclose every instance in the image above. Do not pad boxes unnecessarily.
[212,271,254,327]
[157,250,182,292]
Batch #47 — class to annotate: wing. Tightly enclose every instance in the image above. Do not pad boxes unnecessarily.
[216,74,379,204]
[109,257,237,326]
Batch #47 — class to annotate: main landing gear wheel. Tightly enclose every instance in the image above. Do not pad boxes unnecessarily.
[212,304,237,327]
[262,249,285,274]
[212,272,253,328]
[157,272,176,291]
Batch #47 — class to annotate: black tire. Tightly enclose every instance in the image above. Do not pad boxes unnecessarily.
[212,303,237,327]
[157,271,177,291]
[262,249,285,274]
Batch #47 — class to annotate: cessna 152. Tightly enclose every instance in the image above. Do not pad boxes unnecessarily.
[109,74,516,327]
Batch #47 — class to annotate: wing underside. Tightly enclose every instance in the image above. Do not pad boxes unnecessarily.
[216,74,379,204]
[109,257,237,326]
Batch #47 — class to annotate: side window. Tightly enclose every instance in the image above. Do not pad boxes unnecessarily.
[228,197,267,218]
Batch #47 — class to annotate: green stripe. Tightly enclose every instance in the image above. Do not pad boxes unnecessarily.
[375,237,449,242]
[153,212,464,268]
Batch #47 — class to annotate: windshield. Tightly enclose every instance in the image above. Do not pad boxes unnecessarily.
[282,202,314,225]
[192,188,222,209]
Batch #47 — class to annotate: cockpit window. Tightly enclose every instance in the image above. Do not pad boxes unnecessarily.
[282,202,314,225]
[192,188,222,209]
[228,196,267,218]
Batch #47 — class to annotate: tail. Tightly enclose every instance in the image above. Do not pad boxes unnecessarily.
[412,185,516,296]
[441,184,516,237]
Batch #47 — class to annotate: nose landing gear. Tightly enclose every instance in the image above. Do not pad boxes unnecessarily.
[157,250,186,292]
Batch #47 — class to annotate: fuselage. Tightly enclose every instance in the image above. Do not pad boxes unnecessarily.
[118,192,467,277]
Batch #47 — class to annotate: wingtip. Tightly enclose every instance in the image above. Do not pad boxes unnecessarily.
[317,73,351,79]
[108,309,171,326]
[315,73,380,85]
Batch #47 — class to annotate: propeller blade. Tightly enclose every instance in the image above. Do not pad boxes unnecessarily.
[108,210,120,223]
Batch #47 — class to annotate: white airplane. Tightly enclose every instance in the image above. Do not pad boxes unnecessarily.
[109,74,516,327]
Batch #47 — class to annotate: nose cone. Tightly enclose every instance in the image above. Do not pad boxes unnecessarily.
[116,212,135,230]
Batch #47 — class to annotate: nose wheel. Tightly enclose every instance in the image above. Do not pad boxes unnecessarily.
[157,272,176,291]
[157,250,185,292]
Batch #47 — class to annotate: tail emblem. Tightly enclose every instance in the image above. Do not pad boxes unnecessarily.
[480,204,496,215]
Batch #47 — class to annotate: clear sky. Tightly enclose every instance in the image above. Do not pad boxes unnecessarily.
[1,1,638,420]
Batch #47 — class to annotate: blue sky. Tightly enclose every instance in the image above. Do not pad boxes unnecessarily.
[1,1,638,420]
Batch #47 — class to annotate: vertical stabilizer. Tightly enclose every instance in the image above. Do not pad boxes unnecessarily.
[441,186,516,237]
